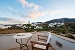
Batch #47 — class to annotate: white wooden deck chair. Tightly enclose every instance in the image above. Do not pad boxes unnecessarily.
[30,33,52,50]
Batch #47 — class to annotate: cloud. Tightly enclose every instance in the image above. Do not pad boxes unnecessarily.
[26,11,45,19]
[15,0,44,19]
[0,17,26,24]
[46,10,65,15]
[7,0,43,19]
[49,11,61,15]
[7,7,25,17]
[19,0,41,10]
[7,6,45,19]
[7,7,17,15]
[7,7,14,11]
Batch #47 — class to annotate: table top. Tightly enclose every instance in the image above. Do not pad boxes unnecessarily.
[13,33,32,39]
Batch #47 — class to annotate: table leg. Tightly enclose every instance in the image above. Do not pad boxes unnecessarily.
[16,39,23,50]
[20,44,22,50]
[16,39,29,50]
[26,44,29,50]
[21,39,23,50]
[16,36,32,50]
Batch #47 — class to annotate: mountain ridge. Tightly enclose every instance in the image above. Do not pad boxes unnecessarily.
[45,18,75,23]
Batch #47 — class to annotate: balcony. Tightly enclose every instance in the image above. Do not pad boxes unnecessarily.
[0,32,54,50]
[0,31,75,50]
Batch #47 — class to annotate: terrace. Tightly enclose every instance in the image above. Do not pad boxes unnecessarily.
[0,32,55,50]
[8,46,54,50]
[0,31,75,50]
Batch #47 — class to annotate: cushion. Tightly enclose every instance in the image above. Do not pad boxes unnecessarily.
[37,41,47,44]
[33,41,47,49]
[34,44,46,49]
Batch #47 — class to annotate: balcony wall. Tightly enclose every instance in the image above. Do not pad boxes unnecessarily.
[50,33,75,50]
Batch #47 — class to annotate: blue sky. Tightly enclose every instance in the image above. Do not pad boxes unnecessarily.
[0,0,75,24]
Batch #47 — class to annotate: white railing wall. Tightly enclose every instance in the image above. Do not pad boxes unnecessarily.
[50,33,75,50]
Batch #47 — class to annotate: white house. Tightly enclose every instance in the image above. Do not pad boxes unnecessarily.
[34,26,43,29]
[48,22,64,27]
[0,25,12,29]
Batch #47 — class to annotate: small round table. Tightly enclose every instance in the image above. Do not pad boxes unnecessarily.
[13,33,32,50]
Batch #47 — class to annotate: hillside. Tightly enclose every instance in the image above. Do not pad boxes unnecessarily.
[45,18,75,23]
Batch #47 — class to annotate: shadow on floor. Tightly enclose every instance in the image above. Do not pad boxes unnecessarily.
[8,45,55,50]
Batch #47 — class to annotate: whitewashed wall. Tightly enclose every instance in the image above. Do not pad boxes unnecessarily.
[50,33,75,50]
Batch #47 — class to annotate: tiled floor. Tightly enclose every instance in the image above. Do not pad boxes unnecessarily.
[8,45,55,50]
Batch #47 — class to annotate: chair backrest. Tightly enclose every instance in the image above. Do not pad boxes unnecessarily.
[37,32,51,43]
[30,32,52,50]
[46,32,51,43]
[37,35,48,42]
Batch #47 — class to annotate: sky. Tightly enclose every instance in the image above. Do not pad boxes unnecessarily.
[0,0,75,24]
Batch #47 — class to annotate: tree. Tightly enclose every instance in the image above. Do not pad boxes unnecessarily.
[42,23,48,31]
[25,24,32,32]
[26,24,31,29]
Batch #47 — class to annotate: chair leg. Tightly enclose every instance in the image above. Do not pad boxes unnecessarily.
[26,45,29,50]
[32,46,33,50]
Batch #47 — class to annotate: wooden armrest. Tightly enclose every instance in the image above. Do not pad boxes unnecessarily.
[30,41,48,46]
[39,38,47,41]
[37,35,48,38]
